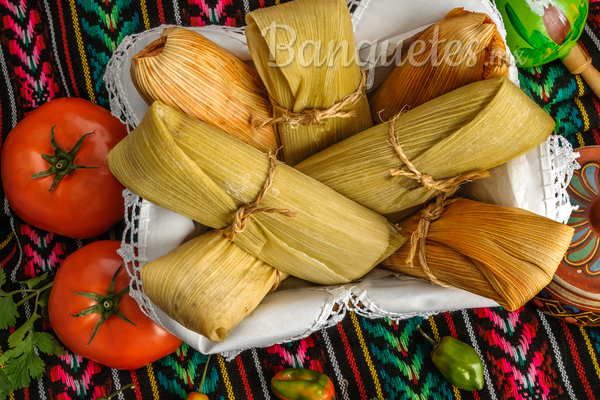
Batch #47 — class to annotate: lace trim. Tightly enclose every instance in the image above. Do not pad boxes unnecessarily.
[348,0,373,29]
[220,280,444,361]
[543,135,581,224]
[117,190,171,331]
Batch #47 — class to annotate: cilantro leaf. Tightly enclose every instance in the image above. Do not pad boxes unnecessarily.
[37,289,51,322]
[32,331,64,356]
[0,269,61,396]
[18,273,49,290]
[0,368,11,400]
[0,333,45,389]
[0,297,18,330]
[0,270,7,296]
[7,314,39,349]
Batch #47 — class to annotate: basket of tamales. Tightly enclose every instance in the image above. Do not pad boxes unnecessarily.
[104,0,580,357]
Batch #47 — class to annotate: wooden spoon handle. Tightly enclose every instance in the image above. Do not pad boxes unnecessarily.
[562,43,600,99]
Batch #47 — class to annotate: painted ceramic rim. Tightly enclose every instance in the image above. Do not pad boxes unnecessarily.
[537,146,600,324]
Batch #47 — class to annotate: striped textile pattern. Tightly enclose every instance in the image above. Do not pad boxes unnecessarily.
[1,0,600,399]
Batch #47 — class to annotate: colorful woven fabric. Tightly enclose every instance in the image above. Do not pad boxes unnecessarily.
[2,0,600,399]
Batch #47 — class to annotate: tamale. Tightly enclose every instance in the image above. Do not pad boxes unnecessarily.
[130,27,279,154]
[108,101,405,285]
[141,230,284,343]
[245,0,373,166]
[370,8,510,122]
[295,77,554,222]
[380,199,574,311]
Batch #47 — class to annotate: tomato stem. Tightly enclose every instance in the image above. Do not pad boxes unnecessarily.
[97,383,136,400]
[199,354,211,394]
[31,125,99,191]
[417,325,438,346]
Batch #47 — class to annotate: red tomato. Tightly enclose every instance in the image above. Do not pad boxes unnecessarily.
[1,97,127,238]
[48,241,182,370]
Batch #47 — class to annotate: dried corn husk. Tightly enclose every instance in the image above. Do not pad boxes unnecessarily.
[108,101,405,285]
[295,77,554,222]
[130,27,279,154]
[141,230,284,343]
[380,199,574,311]
[370,8,510,122]
[245,0,373,165]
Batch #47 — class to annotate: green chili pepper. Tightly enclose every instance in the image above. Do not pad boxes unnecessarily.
[418,325,484,391]
[271,368,336,400]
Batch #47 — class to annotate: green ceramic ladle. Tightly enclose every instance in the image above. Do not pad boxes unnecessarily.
[496,0,600,96]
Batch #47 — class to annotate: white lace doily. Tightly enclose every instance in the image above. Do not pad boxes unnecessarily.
[545,135,580,223]
[106,0,580,358]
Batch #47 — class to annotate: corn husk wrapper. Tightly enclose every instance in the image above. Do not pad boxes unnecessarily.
[380,199,575,311]
[141,230,284,343]
[108,101,405,285]
[130,27,279,154]
[245,0,373,166]
[295,77,554,222]
[370,8,510,123]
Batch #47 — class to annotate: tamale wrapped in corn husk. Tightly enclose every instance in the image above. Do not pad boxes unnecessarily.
[380,199,574,311]
[108,101,405,285]
[370,8,510,122]
[130,27,279,154]
[245,0,373,165]
[295,77,554,222]
[141,230,285,343]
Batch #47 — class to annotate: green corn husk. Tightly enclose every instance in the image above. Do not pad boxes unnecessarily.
[245,0,373,166]
[108,101,405,285]
[141,230,284,343]
[380,199,574,311]
[295,77,555,222]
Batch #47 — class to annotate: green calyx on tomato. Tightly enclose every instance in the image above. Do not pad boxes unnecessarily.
[31,125,99,191]
[70,264,137,345]
[271,368,336,400]
[418,325,484,392]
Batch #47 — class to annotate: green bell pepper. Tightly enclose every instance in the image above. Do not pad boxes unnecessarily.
[419,325,484,391]
[271,368,336,400]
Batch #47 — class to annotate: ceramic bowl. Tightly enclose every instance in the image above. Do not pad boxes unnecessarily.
[533,146,600,325]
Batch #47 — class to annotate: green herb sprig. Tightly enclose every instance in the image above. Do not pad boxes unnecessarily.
[0,269,64,399]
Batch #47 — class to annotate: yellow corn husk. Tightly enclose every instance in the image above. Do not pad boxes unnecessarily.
[245,0,373,166]
[141,230,284,343]
[108,101,405,285]
[130,27,279,154]
[380,199,574,311]
[295,77,554,222]
[370,8,510,123]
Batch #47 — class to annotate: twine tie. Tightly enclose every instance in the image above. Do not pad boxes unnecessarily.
[254,69,367,129]
[387,111,490,192]
[218,151,295,241]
